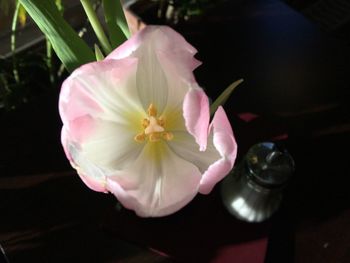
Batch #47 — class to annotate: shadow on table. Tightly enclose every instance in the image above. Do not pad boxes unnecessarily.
[0,175,170,262]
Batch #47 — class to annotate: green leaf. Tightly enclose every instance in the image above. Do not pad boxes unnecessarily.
[80,0,112,55]
[18,4,27,27]
[210,79,243,117]
[55,0,63,13]
[19,0,95,72]
[94,44,105,61]
[103,0,130,48]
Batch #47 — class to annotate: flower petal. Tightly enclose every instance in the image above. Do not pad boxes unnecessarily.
[198,106,237,194]
[59,57,144,125]
[62,116,145,190]
[166,131,220,174]
[106,142,202,217]
[61,127,72,162]
[107,26,201,114]
[59,58,149,192]
[183,88,210,151]
[107,26,200,71]
[61,127,105,194]
[78,119,144,169]
[67,142,108,193]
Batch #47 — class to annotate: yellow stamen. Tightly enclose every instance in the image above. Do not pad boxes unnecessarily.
[134,103,174,143]
[158,117,165,127]
[163,132,174,141]
[148,103,157,117]
[134,133,146,142]
[142,118,150,128]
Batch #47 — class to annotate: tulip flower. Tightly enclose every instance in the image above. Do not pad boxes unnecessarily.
[59,26,237,217]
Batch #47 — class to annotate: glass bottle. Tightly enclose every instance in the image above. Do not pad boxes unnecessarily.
[221,142,295,222]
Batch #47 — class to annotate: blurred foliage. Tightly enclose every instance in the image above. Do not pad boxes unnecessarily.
[155,0,225,24]
[17,4,27,26]
[0,0,65,111]
[0,0,14,15]
[1,0,219,111]
[0,48,62,110]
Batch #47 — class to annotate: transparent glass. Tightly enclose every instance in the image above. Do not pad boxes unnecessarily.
[221,142,295,222]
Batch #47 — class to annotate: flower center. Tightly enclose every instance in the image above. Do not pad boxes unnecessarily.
[134,103,174,143]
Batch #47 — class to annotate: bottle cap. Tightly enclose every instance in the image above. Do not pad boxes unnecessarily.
[245,142,295,188]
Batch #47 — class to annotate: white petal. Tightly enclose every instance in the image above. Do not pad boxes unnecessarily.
[78,119,144,170]
[68,142,108,192]
[134,48,169,113]
[167,131,221,174]
[106,26,201,115]
[106,141,202,217]
[60,58,145,125]
[64,119,145,191]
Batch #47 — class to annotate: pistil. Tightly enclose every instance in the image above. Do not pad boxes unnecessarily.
[134,104,174,143]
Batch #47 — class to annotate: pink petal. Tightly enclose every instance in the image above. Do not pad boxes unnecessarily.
[61,127,72,162]
[59,58,137,123]
[78,172,107,193]
[59,78,102,124]
[199,106,237,194]
[67,115,96,144]
[183,88,210,151]
[107,26,202,114]
[105,177,140,210]
[107,26,200,68]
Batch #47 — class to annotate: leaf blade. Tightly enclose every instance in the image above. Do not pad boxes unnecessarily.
[210,79,244,116]
[19,0,95,72]
[102,0,129,48]
[94,44,105,61]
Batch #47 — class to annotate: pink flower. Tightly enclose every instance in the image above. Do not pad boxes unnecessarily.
[59,26,237,217]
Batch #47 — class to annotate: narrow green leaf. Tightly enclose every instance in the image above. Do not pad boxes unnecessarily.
[94,44,105,61]
[80,0,112,55]
[19,0,95,72]
[210,79,244,117]
[11,2,21,84]
[103,0,130,48]
[18,4,27,27]
[55,0,63,13]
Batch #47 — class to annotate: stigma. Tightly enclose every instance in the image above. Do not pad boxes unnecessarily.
[134,104,174,143]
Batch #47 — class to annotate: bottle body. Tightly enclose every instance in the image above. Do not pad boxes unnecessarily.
[221,142,294,223]
[221,162,283,222]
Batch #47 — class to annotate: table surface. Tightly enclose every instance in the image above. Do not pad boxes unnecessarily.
[1,0,350,262]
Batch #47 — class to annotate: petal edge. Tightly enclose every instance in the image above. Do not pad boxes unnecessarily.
[183,88,210,151]
[199,106,237,194]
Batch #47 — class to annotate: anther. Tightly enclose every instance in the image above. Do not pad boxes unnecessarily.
[163,132,174,141]
[148,103,157,117]
[158,117,165,127]
[134,103,174,143]
[134,133,145,142]
[142,119,150,128]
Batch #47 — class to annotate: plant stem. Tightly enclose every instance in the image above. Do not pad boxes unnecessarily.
[46,37,55,84]
[80,0,112,55]
[0,73,10,92]
[11,1,21,84]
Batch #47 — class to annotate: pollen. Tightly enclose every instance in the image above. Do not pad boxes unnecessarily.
[134,104,174,143]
